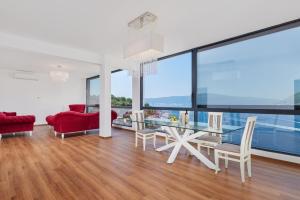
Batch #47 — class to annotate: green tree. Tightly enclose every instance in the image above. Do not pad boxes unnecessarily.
[111,95,132,107]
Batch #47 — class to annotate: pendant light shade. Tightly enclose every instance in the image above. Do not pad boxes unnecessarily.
[49,68,69,82]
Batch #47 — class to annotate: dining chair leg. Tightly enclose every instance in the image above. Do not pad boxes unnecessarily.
[240,159,245,183]
[225,154,228,169]
[165,136,168,145]
[247,156,252,177]
[135,133,138,147]
[143,136,146,151]
[214,151,219,174]
[207,147,210,155]
[153,134,156,148]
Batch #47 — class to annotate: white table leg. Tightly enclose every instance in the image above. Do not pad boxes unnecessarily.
[167,142,183,163]
[157,127,217,170]
[182,141,216,170]
[156,142,176,152]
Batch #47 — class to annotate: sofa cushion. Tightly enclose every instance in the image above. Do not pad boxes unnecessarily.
[3,112,17,116]
[0,115,35,125]
[0,114,35,134]
[54,111,88,133]
[69,104,86,113]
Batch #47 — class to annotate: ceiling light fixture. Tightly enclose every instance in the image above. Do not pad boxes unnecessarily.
[124,12,164,77]
[49,65,69,82]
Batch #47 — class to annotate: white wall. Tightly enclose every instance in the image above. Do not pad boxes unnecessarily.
[0,69,86,124]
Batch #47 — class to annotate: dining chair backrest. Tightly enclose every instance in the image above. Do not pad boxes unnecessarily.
[131,110,145,131]
[240,116,257,155]
[208,112,223,130]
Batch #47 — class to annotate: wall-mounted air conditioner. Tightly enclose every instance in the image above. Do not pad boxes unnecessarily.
[12,70,39,81]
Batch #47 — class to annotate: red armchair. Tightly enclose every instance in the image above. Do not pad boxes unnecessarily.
[0,112,35,140]
[47,110,117,139]
[69,104,86,113]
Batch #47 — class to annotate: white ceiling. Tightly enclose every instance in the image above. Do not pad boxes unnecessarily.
[0,46,99,77]
[0,0,299,71]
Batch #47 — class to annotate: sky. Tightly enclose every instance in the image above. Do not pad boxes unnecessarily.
[90,70,132,98]
[143,52,192,98]
[198,26,300,105]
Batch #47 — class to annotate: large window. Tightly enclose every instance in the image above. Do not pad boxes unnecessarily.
[111,70,132,117]
[141,19,300,156]
[86,70,132,115]
[86,76,100,105]
[143,52,192,108]
[197,26,300,110]
[111,70,132,107]
[195,23,300,156]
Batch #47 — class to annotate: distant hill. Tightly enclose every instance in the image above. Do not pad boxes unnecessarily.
[144,93,293,108]
[144,96,191,107]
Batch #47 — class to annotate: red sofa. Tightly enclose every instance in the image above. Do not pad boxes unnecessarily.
[46,110,118,139]
[69,104,86,113]
[46,104,86,128]
[0,112,35,140]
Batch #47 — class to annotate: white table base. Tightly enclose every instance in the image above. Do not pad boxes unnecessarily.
[156,127,217,170]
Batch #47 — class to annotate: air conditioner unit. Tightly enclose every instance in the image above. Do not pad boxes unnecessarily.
[12,70,39,81]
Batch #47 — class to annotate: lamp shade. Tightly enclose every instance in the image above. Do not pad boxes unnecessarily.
[124,32,164,60]
[49,71,69,82]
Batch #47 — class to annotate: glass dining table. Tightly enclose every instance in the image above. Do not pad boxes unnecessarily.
[113,118,242,170]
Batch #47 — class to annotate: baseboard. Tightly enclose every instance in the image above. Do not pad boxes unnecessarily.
[34,124,47,126]
[251,149,300,164]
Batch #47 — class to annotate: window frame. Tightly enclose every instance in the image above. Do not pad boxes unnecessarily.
[140,50,194,110]
[141,18,300,116]
[86,69,132,110]
[86,75,100,111]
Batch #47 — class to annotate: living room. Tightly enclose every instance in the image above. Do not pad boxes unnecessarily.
[1,1,300,199]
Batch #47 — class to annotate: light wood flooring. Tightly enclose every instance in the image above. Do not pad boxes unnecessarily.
[0,126,299,200]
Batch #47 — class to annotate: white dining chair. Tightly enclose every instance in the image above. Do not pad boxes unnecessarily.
[214,116,257,183]
[131,110,156,151]
[194,112,223,155]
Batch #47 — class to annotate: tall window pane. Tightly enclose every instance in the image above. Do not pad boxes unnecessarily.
[111,70,132,117]
[87,77,100,105]
[197,26,300,110]
[143,52,192,108]
[111,70,132,107]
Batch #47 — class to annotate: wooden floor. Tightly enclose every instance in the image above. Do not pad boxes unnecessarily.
[0,126,300,200]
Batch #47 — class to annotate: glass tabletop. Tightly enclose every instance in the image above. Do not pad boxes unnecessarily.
[113,118,243,134]
[112,118,132,127]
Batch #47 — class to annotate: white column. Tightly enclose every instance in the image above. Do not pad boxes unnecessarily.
[132,68,141,112]
[99,65,111,137]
